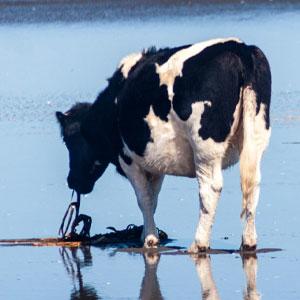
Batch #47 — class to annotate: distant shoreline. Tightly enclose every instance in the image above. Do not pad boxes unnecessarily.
[1,0,300,4]
[0,0,299,24]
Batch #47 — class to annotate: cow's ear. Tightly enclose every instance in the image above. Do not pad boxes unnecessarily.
[56,111,66,126]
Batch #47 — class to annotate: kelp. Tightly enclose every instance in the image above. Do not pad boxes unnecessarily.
[0,224,169,247]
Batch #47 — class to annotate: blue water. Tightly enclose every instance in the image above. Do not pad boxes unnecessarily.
[0,3,300,299]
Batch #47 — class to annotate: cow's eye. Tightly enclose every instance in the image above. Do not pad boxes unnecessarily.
[94,161,102,166]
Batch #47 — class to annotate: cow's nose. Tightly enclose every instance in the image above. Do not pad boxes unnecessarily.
[67,174,93,194]
[67,174,79,190]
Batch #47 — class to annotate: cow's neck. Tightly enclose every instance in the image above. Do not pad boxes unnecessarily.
[82,71,124,170]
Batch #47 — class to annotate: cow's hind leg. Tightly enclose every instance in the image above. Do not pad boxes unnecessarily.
[240,156,261,251]
[240,142,267,251]
[240,88,271,251]
[190,160,223,253]
[120,159,164,247]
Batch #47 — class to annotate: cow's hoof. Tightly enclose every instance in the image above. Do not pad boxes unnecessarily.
[189,242,209,254]
[240,243,257,252]
[144,234,159,248]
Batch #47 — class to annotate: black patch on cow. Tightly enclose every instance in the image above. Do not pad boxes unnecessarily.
[248,45,271,129]
[172,41,271,142]
[118,64,164,156]
[172,41,244,142]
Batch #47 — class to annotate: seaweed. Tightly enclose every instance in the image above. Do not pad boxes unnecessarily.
[0,224,170,248]
[65,224,170,248]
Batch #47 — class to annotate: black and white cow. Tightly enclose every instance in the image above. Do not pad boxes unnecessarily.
[56,37,271,252]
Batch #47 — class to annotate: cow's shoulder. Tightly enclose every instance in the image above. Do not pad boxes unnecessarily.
[117,45,191,156]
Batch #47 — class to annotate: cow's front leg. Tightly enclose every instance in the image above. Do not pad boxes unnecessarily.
[142,173,164,247]
[190,161,223,253]
[139,184,159,248]
[134,171,163,247]
[119,158,164,248]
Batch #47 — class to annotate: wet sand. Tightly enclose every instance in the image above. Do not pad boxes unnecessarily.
[0,1,300,299]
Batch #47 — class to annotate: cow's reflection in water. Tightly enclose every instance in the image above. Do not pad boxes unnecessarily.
[192,255,221,300]
[59,246,260,299]
[192,254,260,300]
[139,252,163,300]
[242,255,260,300]
[59,247,100,300]
[59,247,163,300]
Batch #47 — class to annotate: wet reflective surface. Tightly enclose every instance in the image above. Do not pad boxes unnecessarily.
[0,1,300,299]
[0,245,289,299]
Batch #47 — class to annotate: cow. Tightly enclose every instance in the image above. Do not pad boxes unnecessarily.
[56,37,271,252]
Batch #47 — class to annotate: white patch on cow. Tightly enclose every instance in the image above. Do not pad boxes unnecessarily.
[156,37,242,100]
[133,106,196,177]
[119,52,143,78]
[203,100,212,107]
[253,103,271,150]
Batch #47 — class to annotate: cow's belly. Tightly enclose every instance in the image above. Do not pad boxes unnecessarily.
[142,131,196,177]
[127,110,196,177]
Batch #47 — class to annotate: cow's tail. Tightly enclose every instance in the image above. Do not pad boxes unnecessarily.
[239,46,271,219]
[239,86,261,219]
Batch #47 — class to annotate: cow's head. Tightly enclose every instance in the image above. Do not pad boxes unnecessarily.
[56,103,108,194]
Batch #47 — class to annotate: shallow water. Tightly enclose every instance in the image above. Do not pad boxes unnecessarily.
[0,1,300,299]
